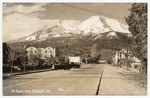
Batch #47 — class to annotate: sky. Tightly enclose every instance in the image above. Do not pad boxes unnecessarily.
[3,3,132,42]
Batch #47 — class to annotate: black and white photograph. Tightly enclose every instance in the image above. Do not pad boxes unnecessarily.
[2,2,147,96]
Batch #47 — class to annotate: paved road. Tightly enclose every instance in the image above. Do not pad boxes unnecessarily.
[3,64,105,95]
[99,65,147,95]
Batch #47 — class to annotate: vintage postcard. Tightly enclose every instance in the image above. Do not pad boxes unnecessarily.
[2,2,147,96]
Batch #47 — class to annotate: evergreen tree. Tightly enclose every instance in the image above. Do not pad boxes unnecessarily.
[126,3,147,74]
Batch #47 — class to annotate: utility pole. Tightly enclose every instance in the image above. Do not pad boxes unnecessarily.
[126,33,129,69]
[23,45,26,72]
[66,42,69,59]
[10,51,14,75]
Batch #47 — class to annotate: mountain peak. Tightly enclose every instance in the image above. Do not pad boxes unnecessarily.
[78,16,103,34]
[12,15,131,42]
[78,15,130,35]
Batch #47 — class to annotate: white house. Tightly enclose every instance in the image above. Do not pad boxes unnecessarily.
[26,46,56,60]
[119,49,126,59]
[26,46,37,60]
[114,51,120,64]
[37,48,45,59]
[131,56,141,70]
[114,49,130,65]
[45,47,56,58]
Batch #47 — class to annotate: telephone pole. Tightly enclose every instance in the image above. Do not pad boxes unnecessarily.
[23,45,26,72]
[126,33,129,69]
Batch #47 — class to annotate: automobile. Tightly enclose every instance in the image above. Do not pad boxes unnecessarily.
[70,62,81,68]
[68,57,81,68]
[54,62,70,70]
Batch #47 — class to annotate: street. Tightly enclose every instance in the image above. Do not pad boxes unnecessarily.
[3,64,105,95]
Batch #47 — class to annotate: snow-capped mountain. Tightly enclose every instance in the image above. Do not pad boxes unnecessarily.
[17,19,81,42]
[15,15,131,42]
[78,16,130,34]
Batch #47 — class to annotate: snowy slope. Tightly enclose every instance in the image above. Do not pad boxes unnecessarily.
[18,19,80,42]
[15,15,131,42]
[78,16,130,34]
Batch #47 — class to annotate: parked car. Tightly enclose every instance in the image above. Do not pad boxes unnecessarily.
[70,62,81,68]
[54,61,70,70]
[54,56,81,70]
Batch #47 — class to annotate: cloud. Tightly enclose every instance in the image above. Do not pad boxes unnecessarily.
[3,3,49,42]
[3,3,47,14]
[3,13,48,42]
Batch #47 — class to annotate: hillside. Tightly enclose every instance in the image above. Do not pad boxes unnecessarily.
[7,15,132,59]
[10,15,130,42]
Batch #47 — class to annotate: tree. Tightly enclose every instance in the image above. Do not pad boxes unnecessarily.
[99,49,115,64]
[126,3,147,74]
[90,44,97,58]
[90,44,100,63]
[9,49,17,74]
[3,43,11,64]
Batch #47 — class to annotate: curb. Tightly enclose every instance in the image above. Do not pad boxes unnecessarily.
[3,69,53,78]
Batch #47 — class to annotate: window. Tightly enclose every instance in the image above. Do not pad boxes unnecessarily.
[35,51,36,53]
[45,50,47,53]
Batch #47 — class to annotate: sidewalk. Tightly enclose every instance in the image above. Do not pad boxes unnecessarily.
[99,64,147,95]
[3,69,52,78]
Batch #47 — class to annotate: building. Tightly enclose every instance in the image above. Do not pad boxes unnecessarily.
[45,47,56,58]
[114,51,119,64]
[114,49,131,65]
[37,48,45,59]
[131,56,141,70]
[26,46,55,60]
[119,49,126,59]
[26,46,37,61]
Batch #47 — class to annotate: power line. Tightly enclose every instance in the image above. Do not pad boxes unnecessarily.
[59,3,125,20]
